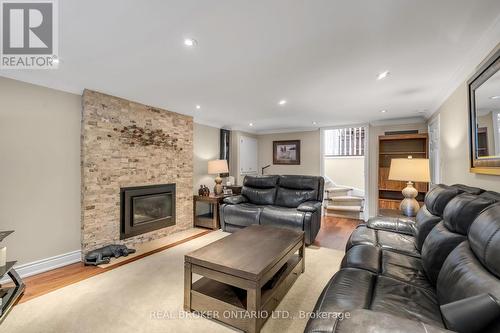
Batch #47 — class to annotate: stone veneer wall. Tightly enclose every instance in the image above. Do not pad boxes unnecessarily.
[81,90,193,253]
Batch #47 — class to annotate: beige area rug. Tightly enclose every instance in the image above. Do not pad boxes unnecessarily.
[2,231,343,333]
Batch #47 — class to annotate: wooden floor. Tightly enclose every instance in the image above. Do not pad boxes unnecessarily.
[314,215,360,251]
[9,216,359,305]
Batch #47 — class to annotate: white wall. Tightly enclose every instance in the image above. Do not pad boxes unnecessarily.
[324,157,365,191]
[0,77,82,265]
[257,130,320,176]
[193,123,220,193]
[430,82,500,191]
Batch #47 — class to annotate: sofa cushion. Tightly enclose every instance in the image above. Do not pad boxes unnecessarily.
[342,245,432,290]
[311,268,375,312]
[318,309,452,333]
[241,187,276,205]
[442,193,495,235]
[243,175,279,188]
[377,230,419,257]
[414,206,445,251]
[452,183,484,195]
[345,225,377,250]
[341,244,381,274]
[468,203,500,279]
[437,242,500,305]
[278,175,321,192]
[260,206,304,230]
[381,250,432,290]
[367,216,416,235]
[240,175,278,205]
[220,203,263,227]
[275,175,322,207]
[309,268,443,329]
[275,187,318,208]
[424,184,463,216]
[421,194,495,285]
[371,276,442,326]
[479,190,500,202]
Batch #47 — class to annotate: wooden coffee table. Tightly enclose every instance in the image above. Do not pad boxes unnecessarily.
[184,225,305,333]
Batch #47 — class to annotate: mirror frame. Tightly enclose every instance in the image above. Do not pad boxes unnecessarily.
[468,48,500,175]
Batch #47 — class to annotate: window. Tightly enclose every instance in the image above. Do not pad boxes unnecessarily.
[324,127,365,156]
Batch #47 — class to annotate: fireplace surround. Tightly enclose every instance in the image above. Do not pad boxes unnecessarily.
[81,90,193,253]
[121,184,176,239]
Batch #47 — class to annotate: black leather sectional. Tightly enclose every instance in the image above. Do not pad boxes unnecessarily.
[219,175,324,245]
[305,184,500,333]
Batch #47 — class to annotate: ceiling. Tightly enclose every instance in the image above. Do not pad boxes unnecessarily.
[2,0,500,133]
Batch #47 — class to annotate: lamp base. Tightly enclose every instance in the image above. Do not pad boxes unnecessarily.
[400,181,420,217]
[214,176,223,195]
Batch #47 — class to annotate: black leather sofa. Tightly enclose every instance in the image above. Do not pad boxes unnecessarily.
[305,184,500,333]
[219,175,324,245]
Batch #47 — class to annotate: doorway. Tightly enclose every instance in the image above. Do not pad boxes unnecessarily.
[320,126,368,220]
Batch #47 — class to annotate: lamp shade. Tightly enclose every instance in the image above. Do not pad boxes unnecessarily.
[389,158,430,182]
[208,159,229,174]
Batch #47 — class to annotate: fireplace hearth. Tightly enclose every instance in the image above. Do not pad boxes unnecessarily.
[120,184,176,239]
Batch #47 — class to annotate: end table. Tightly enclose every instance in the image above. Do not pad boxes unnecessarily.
[193,195,227,230]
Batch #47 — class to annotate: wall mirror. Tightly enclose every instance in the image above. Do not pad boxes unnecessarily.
[468,48,500,175]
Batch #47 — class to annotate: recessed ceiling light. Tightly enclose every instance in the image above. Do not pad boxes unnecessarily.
[381,109,387,113]
[196,105,201,109]
[312,121,317,125]
[278,100,287,105]
[184,38,197,47]
[377,71,390,80]
[490,95,500,100]
[249,122,254,127]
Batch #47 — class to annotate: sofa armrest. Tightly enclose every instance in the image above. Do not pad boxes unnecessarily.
[366,216,416,236]
[297,201,322,213]
[223,195,247,205]
[305,309,453,333]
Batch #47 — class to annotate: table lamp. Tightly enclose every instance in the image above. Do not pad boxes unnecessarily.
[388,157,430,217]
[208,159,229,195]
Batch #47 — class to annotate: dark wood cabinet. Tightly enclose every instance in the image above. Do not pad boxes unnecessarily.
[378,133,429,210]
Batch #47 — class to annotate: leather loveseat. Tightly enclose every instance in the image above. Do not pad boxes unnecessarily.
[305,184,500,333]
[219,175,324,245]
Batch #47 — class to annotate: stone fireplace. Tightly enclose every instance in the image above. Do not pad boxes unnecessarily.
[81,90,193,253]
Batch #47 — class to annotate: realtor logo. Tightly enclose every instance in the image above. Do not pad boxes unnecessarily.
[1,0,58,69]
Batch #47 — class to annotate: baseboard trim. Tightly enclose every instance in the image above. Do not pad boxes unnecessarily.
[0,250,81,284]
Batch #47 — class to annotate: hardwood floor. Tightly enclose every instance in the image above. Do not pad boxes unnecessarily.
[8,216,359,306]
[313,215,360,251]
[8,229,212,305]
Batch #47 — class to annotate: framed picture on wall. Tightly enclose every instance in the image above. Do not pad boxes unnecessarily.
[273,140,301,165]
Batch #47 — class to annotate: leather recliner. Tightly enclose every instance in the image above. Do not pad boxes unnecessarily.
[341,192,497,289]
[219,175,324,245]
[305,201,500,333]
[345,184,464,257]
[345,183,492,257]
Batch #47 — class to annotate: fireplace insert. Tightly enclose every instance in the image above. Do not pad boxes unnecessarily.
[120,184,176,239]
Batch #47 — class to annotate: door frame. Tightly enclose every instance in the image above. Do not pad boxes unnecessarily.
[428,115,441,185]
[319,124,370,221]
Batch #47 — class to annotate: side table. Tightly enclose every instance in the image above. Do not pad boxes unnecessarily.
[193,195,227,230]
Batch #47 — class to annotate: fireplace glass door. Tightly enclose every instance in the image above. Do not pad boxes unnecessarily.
[121,184,176,239]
